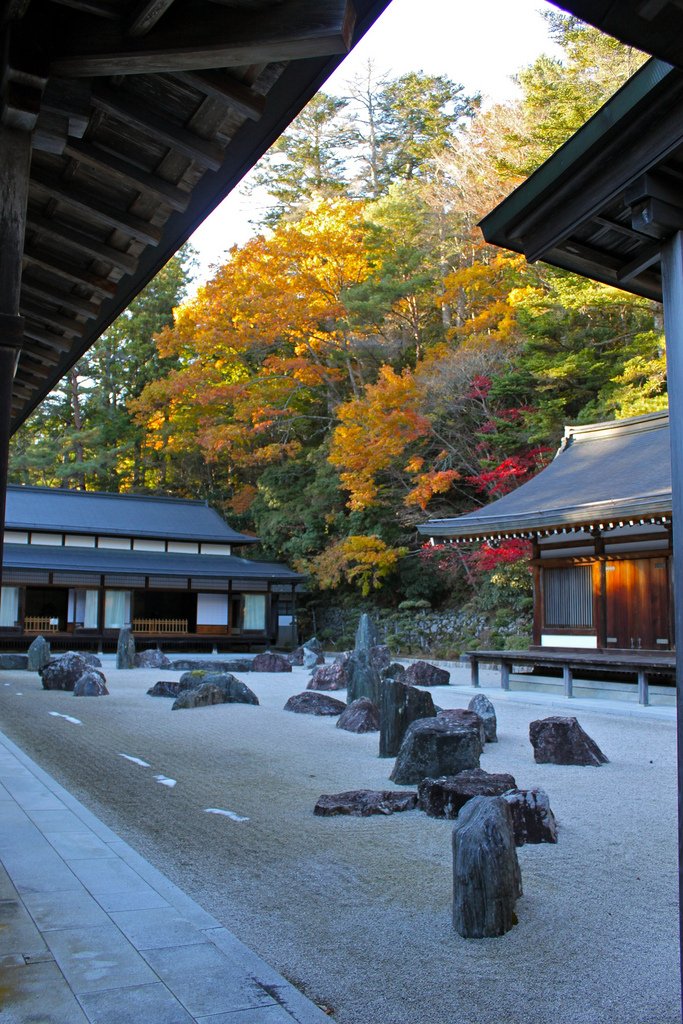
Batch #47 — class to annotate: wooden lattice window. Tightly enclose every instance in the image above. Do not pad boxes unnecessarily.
[543,566,593,627]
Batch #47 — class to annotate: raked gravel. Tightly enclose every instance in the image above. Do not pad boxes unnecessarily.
[0,659,679,1024]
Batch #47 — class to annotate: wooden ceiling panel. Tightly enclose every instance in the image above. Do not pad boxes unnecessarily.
[1,0,392,427]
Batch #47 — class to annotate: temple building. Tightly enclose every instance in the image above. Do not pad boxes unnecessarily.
[419,411,673,653]
[0,486,303,652]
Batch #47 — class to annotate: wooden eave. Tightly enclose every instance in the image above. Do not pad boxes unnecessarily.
[479,57,683,302]
[0,0,391,431]
[550,1,683,72]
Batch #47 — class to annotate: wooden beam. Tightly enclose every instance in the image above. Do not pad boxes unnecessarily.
[617,241,663,284]
[30,167,164,246]
[50,0,356,78]
[63,139,191,213]
[21,341,62,366]
[127,0,178,38]
[632,197,683,239]
[26,213,138,275]
[89,87,224,171]
[19,299,85,337]
[23,245,117,299]
[173,70,266,121]
[45,0,120,18]
[22,322,72,353]
[40,78,91,140]
[593,214,653,243]
[21,279,101,320]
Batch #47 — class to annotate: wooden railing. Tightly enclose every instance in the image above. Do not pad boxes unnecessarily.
[133,618,188,634]
[24,617,59,633]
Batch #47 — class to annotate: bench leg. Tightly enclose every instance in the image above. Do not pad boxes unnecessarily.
[638,669,649,706]
[563,665,573,698]
[500,661,510,691]
[470,659,479,688]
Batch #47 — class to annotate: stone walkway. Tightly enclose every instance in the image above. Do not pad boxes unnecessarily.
[0,728,330,1024]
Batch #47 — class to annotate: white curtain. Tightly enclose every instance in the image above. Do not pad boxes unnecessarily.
[104,590,130,628]
[243,594,266,631]
[0,587,18,628]
[84,591,99,629]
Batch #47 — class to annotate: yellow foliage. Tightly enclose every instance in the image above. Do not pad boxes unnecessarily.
[302,535,407,597]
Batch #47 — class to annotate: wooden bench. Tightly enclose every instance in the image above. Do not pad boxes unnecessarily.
[465,648,676,706]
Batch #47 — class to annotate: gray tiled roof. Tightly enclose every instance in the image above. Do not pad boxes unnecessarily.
[419,411,671,539]
[2,543,304,583]
[5,486,257,544]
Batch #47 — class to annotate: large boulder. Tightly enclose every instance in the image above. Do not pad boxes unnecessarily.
[314,790,417,817]
[381,662,406,683]
[336,697,380,733]
[379,679,436,758]
[27,636,51,672]
[73,671,108,697]
[503,788,558,846]
[178,672,258,705]
[116,627,136,669]
[437,709,486,750]
[82,653,102,668]
[404,661,450,687]
[284,692,346,716]
[0,654,28,670]
[289,638,325,666]
[529,716,608,766]
[172,683,227,710]
[345,648,381,705]
[452,795,522,938]
[134,649,171,669]
[390,717,482,786]
[468,694,497,743]
[355,613,380,650]
[308,662,347,691]
[41,651,94,691]
[169,659,252,672]
[369,645,392,671]
[252,652,292,673]
[418,768,517,819]
[147,681,179,698]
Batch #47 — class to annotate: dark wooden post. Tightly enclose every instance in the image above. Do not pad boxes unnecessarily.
[0,125,31,594]
[659,229,683,995]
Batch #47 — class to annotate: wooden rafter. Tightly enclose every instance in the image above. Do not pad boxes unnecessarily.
[23,246,117,300]
[21,279,102,320]
[173,70,267,120]
[127,0,178,38]
[51,0,356,77]
[63,139,191,212]
[26,214,139,275]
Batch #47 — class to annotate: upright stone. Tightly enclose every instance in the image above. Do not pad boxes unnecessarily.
[468,693,497,742]
[355,613,380,650]
[345,647,381,705]
[379,678,436,758]
[27,635,51,672]
[502,788,558,846]
[437,709,486,750]
[452,795,522,938]
[116,626,136,669]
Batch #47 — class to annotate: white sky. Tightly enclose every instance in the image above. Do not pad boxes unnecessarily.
[189,0,561,285]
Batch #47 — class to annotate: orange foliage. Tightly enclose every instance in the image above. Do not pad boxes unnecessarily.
[301,535,408,597]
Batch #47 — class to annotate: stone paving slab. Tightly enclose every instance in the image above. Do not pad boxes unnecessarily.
[0,728,331,1024]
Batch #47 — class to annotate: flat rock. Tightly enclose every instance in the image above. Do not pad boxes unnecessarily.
[346,648,381,705]
[41,652,94,691]
[284,692,346,716]
[116,627,136,669]
[178,672,258,705]
[452,795,522,938]
[379,679,435,758]
[308,662,347,691]
[438,709,486,749]
[390,717,482,786]
[418,768,517,819]
[529,716,608,766]
[252,652,292,673]
[336,697,380,733]
[172,683,227,710]
[134,649,171,669]
[355,613,381,650]
[468,694,497,742]
[147,680,179,698]
[0,654,28,670]
[404,661,450,687]
[27,636,51,672]
[503,788,558,845]
[169,659,252,672]
[73,671,108,697]
[314,790,417,816]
